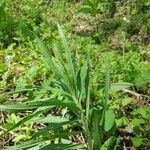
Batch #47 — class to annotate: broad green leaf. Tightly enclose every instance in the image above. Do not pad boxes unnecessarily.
[104,110,115,132]
[79,5,93,14]
[131,107,150,119]
[90,108,102,149]
[130,118,145,127]
[110,82,133,92]
[122,98,132,107]
[116,116,129,127]
[131,137,143,147]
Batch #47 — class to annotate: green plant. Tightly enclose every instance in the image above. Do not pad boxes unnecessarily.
[79,0,117,43]
[130,106,150,148]
[79,0,101,42]
[0,2,17,48]
[0,25,116,150]
[0,1,149,149]
[109,82,150,149]
[1,113,34,144]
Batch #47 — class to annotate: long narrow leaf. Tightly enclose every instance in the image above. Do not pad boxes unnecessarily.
[79,62,88,104]
[35,36,53,70]
[85,50,90,120]
[33,114,69,123]
[52,59,75,96]
[90,106,103,149]
[10,131,81,150]
[40,143,86,150]
[0,99,81,113]
[9,138,49,150]
[102,60,111,110]
[31,120,77,139]
[100,61,111,126]
[57,24,77,97]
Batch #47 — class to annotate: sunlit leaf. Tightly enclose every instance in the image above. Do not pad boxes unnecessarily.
[104,110,115,132]
[131,137,143,147]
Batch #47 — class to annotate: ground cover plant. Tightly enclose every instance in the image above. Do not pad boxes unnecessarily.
[0,0,150,150]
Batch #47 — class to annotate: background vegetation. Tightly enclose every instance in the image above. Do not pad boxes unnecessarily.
[0,0,149,149]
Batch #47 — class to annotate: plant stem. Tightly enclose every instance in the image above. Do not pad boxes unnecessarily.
[81,113,93,150]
